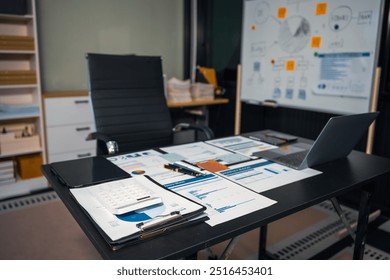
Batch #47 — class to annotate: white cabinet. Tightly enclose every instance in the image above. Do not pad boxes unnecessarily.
[44,94,96,163]
[0,0,47,200]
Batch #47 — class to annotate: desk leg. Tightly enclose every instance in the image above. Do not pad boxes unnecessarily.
[258,225,268,259]
[353,185,374,260]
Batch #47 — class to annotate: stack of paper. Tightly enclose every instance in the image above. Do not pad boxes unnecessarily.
[166,77,192,102]
[0,104,39,115]
[0,160,16,185]
[0,70,37,85]
[190,82,214,101]
[0,35,35,51]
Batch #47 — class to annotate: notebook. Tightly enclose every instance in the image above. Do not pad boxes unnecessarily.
[253,112,379,170]
[50,156,130,188]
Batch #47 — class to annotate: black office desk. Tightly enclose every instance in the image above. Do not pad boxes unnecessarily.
[41,139,390,260]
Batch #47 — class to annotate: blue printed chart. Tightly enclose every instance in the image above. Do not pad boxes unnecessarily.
[217,159,321,193]
[241,0,384,114]
[164,174,276,226]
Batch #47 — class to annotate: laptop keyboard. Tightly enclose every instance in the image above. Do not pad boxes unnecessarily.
[275,150,309,167]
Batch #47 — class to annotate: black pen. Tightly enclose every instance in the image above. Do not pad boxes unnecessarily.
[265,133,297,143]
[164,163,203,177]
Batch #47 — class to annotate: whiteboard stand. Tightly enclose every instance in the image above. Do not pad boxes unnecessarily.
[190,0,198,83]
[235,64,242,135]
[366,67,381,155]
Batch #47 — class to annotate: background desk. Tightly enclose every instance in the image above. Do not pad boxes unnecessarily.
[167,98,229,108]
[42,135,390,260]
[168,98,229,143]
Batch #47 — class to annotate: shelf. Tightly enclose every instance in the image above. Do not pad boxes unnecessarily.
[0,112,40,121]
[0,148,42,159]
[0,14,33,24]
[0,84,37,90]
[0,50,35,56]
[167,98,229,108]
[0,176,48,201]
[0,1,49,199]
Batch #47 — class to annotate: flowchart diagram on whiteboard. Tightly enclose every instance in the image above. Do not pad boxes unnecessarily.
[240,0,384,114]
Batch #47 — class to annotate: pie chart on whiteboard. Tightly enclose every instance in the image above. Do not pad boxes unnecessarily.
[278,16,311,54]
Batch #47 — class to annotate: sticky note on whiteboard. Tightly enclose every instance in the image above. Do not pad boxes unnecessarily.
[311,36,322,48]
[277,7,287,19]
[285,59,296,71]
[315,3,327,16]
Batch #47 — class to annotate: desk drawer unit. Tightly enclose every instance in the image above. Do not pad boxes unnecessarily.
[45,96,93,126]
[48,149,95,163]
[44,95,96,163]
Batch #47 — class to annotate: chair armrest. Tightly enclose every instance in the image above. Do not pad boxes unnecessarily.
[173,123,215,140]
[86,132,119,155]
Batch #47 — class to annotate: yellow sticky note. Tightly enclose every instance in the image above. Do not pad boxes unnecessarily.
[277,7,287,19]
[315,2,327,16]
[285,60,296,71]
[311,36,322,48]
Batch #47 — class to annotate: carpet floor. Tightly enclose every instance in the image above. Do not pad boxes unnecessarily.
[1,191,387,260]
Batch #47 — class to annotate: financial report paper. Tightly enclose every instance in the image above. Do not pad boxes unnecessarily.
[216,158,321,193]
[108,151,277,226]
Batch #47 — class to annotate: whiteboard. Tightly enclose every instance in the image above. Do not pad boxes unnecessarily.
[240,0,384,114]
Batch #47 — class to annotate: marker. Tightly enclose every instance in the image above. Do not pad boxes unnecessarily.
[164,163,203,177]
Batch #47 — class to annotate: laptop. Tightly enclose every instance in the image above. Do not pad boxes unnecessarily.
[253,112,379,170]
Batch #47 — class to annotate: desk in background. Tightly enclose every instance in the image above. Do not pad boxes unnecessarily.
[41,131,390,260]
[167,98,229,108]
[43,91,229,109]
[168,98,229,142]
[44,91,229,143]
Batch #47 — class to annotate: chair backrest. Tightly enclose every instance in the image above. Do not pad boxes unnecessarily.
[86,53,174,154]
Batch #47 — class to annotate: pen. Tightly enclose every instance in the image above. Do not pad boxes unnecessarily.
[265,133,297,143]
[248,136,261,141]
[265,133,288,142]
[164,163,203,177]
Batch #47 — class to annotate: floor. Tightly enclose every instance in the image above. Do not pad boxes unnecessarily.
[0,191,389,260]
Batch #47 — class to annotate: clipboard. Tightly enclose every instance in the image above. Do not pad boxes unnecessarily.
[69,175,207,250]
[104,208,208,251]
[50,156,130,188]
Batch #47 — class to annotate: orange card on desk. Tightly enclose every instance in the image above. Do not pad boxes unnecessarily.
[196,160,229,172]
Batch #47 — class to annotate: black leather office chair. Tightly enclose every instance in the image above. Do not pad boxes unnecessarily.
[85,53,214,155]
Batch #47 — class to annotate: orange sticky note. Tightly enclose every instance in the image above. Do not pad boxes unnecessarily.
[285,59,296,71]
[277,7,287,19]
[315,2,327,16]
[311,36,322,48]
[196,160,229,173]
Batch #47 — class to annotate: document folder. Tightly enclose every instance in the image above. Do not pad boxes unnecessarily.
[50,156,130,188]
[70,175,207,250]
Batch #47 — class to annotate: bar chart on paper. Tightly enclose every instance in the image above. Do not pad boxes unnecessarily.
[217,159,321,193]
[165,174,276,226]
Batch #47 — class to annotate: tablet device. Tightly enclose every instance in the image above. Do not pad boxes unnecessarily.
[50,156,130,188]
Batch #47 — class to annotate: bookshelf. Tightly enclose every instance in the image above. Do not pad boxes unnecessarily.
[0,0,47,200]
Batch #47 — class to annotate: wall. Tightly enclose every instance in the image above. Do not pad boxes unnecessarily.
[209,0,242,73]
[36,0,184,91]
